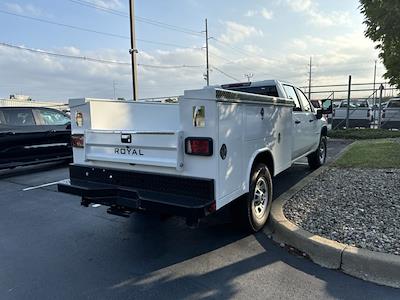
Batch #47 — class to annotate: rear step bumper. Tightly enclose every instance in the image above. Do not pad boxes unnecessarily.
[58,164,216,219]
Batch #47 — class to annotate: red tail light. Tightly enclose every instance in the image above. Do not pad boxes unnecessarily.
[382,110,386,119]
[71,134,84,148]
[185,137,213,156]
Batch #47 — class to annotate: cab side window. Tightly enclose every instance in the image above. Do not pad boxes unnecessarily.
[37,109,70,125]
[1,108,36,126]
[0,110,5,125]
[283,85,302,111]
[296,89,313,112]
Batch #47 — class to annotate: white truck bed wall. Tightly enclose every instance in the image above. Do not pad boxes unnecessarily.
[69,89,294,210]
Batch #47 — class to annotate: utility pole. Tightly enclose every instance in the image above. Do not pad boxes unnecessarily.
[346,75,352,129]
[244,73,254,82]
[129,0,138,100]
[308,56,312,100]
[373,60,377,106]
[205,18,210,86]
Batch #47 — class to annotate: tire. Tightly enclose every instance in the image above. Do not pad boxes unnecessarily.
[308,135,327,169]
[233,163,273,232]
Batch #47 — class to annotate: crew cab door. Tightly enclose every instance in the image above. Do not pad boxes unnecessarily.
[296,88,319,152]
[32,108,71,158]
[282,85,309,159]
[0,107,38,165]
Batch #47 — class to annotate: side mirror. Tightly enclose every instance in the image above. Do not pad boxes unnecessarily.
[321,99,333,114]
[316,109,323,120]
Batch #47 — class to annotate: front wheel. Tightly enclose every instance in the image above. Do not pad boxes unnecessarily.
[233,163,273,232]
[308,136,327,169]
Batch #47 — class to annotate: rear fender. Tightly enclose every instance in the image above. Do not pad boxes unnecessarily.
[245,148,274,193]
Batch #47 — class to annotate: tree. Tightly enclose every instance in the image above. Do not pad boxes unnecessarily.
[360,0,400,89]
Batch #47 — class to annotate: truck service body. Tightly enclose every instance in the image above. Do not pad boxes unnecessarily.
[59,80,328,231]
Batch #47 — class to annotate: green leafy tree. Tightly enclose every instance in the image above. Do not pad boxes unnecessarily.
[360,0,400,88]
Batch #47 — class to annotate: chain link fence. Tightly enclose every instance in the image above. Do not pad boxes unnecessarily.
[301,81,400,130]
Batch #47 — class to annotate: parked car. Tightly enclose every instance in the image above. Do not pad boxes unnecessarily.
[381,98,400,129]
[332,99,372,129]
[0,107,72,170]
[58,80,328,232]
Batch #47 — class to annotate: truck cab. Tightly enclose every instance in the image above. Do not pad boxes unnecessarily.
[58,80,327,232]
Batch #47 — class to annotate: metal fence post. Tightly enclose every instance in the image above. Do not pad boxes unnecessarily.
[378,84,384,129]
[346,75,352,129]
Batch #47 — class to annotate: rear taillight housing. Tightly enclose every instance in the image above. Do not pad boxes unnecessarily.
[185,137,213,156]
[382,110,386,119]
[332,109,335,117]
[71,134,84,148]
[367,109,371,118]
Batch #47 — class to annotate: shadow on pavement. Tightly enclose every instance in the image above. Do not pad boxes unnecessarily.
[0,161,68,180]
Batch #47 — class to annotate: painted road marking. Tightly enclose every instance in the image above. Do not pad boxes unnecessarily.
[23,179,70,191]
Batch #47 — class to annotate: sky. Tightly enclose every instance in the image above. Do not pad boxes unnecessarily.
[0,0,390,102]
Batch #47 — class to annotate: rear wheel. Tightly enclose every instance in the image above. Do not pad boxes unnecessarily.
[233,163,273,232]
[308,136,327,169]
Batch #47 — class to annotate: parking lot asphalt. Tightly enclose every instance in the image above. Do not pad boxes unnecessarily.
[1,139,399,300]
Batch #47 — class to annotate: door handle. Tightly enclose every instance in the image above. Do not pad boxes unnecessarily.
[295,120,301,124]
[309,119,314,122]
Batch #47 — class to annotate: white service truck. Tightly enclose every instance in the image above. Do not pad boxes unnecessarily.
[381,98,400,129]
[332,99,372,129]
[58,80,328,232]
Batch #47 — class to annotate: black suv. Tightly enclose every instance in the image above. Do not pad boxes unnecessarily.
[0,107,72,170]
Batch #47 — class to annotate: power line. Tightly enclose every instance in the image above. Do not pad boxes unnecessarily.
[66,0,203,37]
[0,9,129,39]
[0,42,203,69]
[0,9,200,50]
[211,66,240,82]
[211,37,257,59]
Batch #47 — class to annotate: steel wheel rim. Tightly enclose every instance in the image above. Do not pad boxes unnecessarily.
[252,177,269,219]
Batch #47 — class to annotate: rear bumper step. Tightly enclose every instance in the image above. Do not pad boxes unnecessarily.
[58,164,215,219]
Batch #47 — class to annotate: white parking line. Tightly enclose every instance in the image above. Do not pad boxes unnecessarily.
[23,179,70,191]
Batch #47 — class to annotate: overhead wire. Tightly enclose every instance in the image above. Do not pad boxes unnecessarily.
[0,9,201,50]
[0,42,203,69]
[66,0,203,37]
[211,66,240,82]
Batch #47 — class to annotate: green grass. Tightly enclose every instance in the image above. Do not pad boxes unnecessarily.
[328,128,400,140]
[334,139,400,168]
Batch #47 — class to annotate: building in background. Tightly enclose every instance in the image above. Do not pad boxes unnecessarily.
[0,95,68,113]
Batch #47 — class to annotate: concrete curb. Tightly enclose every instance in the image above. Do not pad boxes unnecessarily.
[265,142,400,288]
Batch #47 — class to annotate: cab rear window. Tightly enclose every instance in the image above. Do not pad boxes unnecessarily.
[388,101,400,108]
[226,86,279,97]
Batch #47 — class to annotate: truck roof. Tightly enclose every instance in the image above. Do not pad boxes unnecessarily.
[219,79,293,90]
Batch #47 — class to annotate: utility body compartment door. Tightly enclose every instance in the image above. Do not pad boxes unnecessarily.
[218,103,243,202]
[84,129,184,171]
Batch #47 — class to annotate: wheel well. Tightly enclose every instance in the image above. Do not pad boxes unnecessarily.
[321,126,328,137]
[252,151,274,177]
